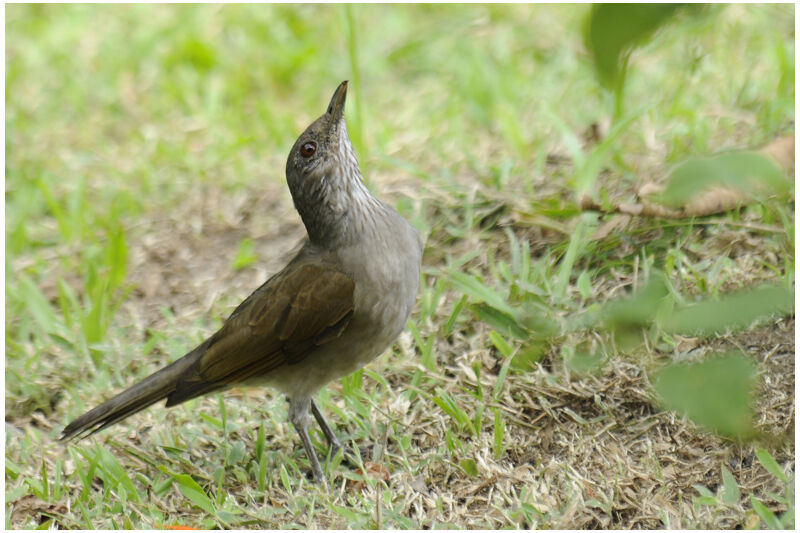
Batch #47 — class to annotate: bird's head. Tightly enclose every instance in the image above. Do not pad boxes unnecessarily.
[286,81,371,245]
[286,81,359,201]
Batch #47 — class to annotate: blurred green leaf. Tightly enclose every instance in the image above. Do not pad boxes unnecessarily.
[492,355,514,401]
[166,36,218,73]
[693,489,719,507]
[720,466,741,505]
[5,483,27,505]
[585,3,686,88]
[279,464,292,493]
[469,303,528,340]
[433,389,475,436]
[565,350,605,374]
[750,496,782,529]
[99,448,141,503]
[572,108,646,191]
[512,339,548,371]
[554,215,591,298]
[19,276,66,338]
[577,271,592,299]
[488,330,514,358]
[663,285,793,336]
[492,408,505,459]
[755,449,788,484]
[447,270,520,319]
[5,460,21,481]
[105,224,129,290]
[443,294,467,335]
[459,458,478,477]
[605,275,670,328]
[232,237,258,270]
[227,441,246,466]
[653,352,756,438]
[407,320,436,370]
[659,152,792,208]
[161,468,215,514]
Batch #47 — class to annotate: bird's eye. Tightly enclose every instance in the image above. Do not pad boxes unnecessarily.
[300,142,317,158]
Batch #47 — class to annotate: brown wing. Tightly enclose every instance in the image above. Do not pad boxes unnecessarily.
[166,262,354,406]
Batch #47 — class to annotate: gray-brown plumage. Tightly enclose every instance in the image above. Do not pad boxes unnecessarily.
[61,81,423,484]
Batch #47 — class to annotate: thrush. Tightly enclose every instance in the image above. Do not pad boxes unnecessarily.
[61,81,423,484]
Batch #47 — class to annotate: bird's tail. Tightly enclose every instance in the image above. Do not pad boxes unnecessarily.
[60,346,205,441]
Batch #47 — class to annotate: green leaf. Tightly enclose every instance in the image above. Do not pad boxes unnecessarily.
[755,449,788,483]
[6,459,21,481]
[470,303,528,340]
[493,408,505,459]
[166,36,218,73]
[565,350,605,374]
[693,483,715,499]
[488,330,513,358]
[720,466,740,505]
[577,271,592,299]
[162,469,215,515]
[232,237,258,270]
[663,285,793,336]
[105,224,128,290]
[493,355,514,401]
[659,152,791,208]
[444,294,467,335]
[255,423,266,461]
[604,275,670,349]
[554,215,591,299]
[258,451,269,493]
[433,389,475,435]
[459,458,479,477]
[653,352,756,437]
[447,270,519,319]
[153,476,173,497]
[750,496,782,529]
[5,483,27,505]
[99,448,141,503]
[694,496,719,507]
[227,441,246,465]
[39,461,49,501]
[585,3,686,88]
[406,320,431,370]
[279,464,293,493]
[511,339,547,371]
[19,276,63,337]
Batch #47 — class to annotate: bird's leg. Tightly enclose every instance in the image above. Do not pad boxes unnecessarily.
[288,397,326,485]
[311,399,363,465]
[311,399,343,457]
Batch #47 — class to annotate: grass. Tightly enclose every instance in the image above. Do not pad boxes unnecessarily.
[5,3,794,529]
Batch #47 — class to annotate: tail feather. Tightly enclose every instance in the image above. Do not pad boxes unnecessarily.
[60,347,204,441]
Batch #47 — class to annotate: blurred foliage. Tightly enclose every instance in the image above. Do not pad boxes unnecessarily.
[663,284,793,336]
[653,353,756,437]
[585,3,689,88]
[658,151,792,208]
[449,259,793,439]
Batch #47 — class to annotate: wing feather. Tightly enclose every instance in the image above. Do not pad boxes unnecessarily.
[166,262,354,405]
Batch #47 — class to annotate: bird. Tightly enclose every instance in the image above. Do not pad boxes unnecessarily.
[61,81,423,485]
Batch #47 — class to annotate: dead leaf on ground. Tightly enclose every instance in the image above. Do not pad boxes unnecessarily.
[9,494,67,528]
[348,461,391,493]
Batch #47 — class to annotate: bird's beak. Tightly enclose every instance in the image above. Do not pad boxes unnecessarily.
[326,80,348,134]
